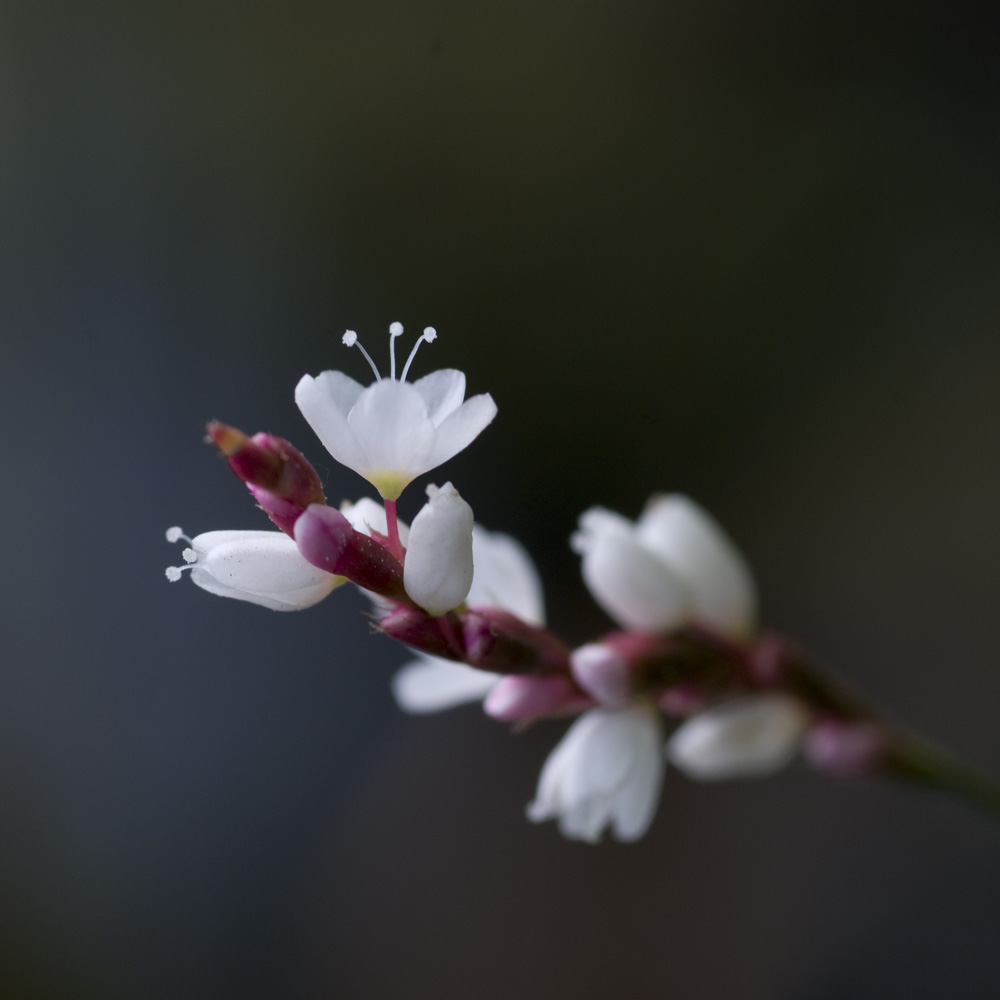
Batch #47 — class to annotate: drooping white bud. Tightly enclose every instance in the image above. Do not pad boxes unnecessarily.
[165,528,342,611]
[666,694,808,780]
[403,482,474,616]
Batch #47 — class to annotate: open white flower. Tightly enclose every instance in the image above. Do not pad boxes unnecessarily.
[391,524,545,713]
[295,324,497,500]
[667,694,807,780]
[527,702,665,843]
[164,527,341,611]
[571,494,756,638]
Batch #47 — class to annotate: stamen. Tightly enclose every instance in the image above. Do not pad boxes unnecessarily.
[342,329,382,381]
[182,548,198,564]
[165,565,191,582]
[166,526,193,545]
[389,321,404,380]
[399,327,438,382]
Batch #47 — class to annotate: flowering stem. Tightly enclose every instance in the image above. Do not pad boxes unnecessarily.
[383,498,405,562]
[881,730,1000,819]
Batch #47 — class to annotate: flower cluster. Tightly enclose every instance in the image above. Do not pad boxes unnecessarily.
[166,323,985,842]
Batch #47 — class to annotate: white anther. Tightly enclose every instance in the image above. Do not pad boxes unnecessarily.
[342,328,381,380]
[165,526,190,544]
[400,326,439,382]
[165,566,184,582]
[182,548,198,564]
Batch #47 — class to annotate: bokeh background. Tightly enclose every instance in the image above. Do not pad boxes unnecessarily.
[3,1,1000,997]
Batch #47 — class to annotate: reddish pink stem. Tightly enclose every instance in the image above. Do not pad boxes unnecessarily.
[383,498,405,562]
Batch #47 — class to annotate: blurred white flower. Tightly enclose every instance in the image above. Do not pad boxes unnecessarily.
[667,694,807,780]
[295,324,497,500]
[571,494,756,637]
[527,702,665,843]
[392,524,544,713]
[164,527,341,611]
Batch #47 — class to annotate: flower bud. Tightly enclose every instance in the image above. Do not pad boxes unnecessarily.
[666,694,808,780]
[294,503,407,601]
[165,528,341,611]
[570,643,632,707]
[379,605,464,661]
[403,482,474,616]
[484,675,581,722]
[208,423,325,535]
[803,719,886,776]
[461,608,571,675]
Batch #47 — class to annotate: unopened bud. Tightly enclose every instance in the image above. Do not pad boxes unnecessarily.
[294,503,406,601]
[484,675,581,722]
[570,643,632,707]
[207,422,325,535]
[403,482,474,616]
[379,605,464,661]
[803,718,886,776]
[461,608,572,675]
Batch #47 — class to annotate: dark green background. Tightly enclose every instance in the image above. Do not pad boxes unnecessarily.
[3,1,1000,996]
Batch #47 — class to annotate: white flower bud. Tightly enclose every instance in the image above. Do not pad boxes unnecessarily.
[165,528,341,611]
[666,694,808,780]
[403,482,474,616]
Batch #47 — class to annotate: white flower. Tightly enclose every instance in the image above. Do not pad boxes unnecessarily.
[295,324,497,500]
[527,702,665,843]
[392,524,545,713]
[403,482,475,616]
[164,527,341,611]
[666,694,807,780]
[571,494,756,637]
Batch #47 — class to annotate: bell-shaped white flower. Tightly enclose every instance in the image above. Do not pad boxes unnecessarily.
[295,324,497,500]
[666,694,807,780]
[392,524,545,713]
[527,702,665,843]
[572,494,756,638]
[164,527,341,611]
[403,482,474,616]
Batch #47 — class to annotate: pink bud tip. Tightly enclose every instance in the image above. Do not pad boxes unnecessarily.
[570,643,632,707]
[484,675,579,722]
[803,719,886,776]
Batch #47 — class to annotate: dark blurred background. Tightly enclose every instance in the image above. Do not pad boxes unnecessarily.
[3,1,1000,997]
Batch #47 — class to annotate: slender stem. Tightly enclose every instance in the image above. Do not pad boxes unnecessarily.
[383,498,405,562]
[882,730,1000,819]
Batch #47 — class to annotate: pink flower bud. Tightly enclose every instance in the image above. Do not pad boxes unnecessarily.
[461,608,571,675]
[803,719,886,776]
[208,422,325,535]
[379,605,464,661]
[484,675,580,722]
[294,503,406,601]
[570,643,632,707]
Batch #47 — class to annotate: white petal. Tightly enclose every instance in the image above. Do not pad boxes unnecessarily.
[636,495,757,637]
[188,530,339,611]
[667,694,807,780]
[423,393,498,471]
[468,526,545,625]
[347,380,435,485]
[527,704,665,843]
[578,514,691,631]
[410,369,466,425]
[611,713,665,840]
[403,482,474,616]
[295,372,368,474]
[391,656,498,713]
